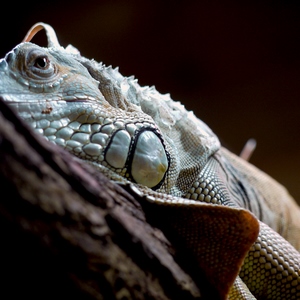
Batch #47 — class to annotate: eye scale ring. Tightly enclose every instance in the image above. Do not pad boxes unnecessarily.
[26,49,56,79]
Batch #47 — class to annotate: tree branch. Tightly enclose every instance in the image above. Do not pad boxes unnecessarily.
[0,96,202,299]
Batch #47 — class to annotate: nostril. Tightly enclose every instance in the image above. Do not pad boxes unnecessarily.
[4,51,15,65]
[0,59,8,71]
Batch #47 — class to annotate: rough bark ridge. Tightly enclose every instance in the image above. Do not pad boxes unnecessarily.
[0,96,204,299]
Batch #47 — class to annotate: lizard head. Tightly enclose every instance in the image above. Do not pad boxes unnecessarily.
[0,23,220,195]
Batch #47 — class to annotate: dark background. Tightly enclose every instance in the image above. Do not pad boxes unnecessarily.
[1,0,300,202]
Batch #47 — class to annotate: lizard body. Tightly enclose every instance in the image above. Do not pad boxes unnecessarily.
[0,23,300,299]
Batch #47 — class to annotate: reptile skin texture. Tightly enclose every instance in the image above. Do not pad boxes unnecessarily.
[0,23,299,299]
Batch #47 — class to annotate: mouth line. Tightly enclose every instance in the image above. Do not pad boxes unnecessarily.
[0,97,89,104]
[64,99,89,103]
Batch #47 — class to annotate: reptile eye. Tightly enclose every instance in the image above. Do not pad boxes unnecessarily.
[26,48,57,79]
[34,56,49,69]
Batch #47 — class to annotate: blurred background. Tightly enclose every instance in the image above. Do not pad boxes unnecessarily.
[1,0,300,202]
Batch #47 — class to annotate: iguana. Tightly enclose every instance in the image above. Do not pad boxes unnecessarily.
[0,22,300,299]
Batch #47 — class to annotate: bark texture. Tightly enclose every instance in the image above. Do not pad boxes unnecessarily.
[0,96,204,299]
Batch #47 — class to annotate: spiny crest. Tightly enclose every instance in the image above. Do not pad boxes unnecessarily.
[92,59,188,131]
